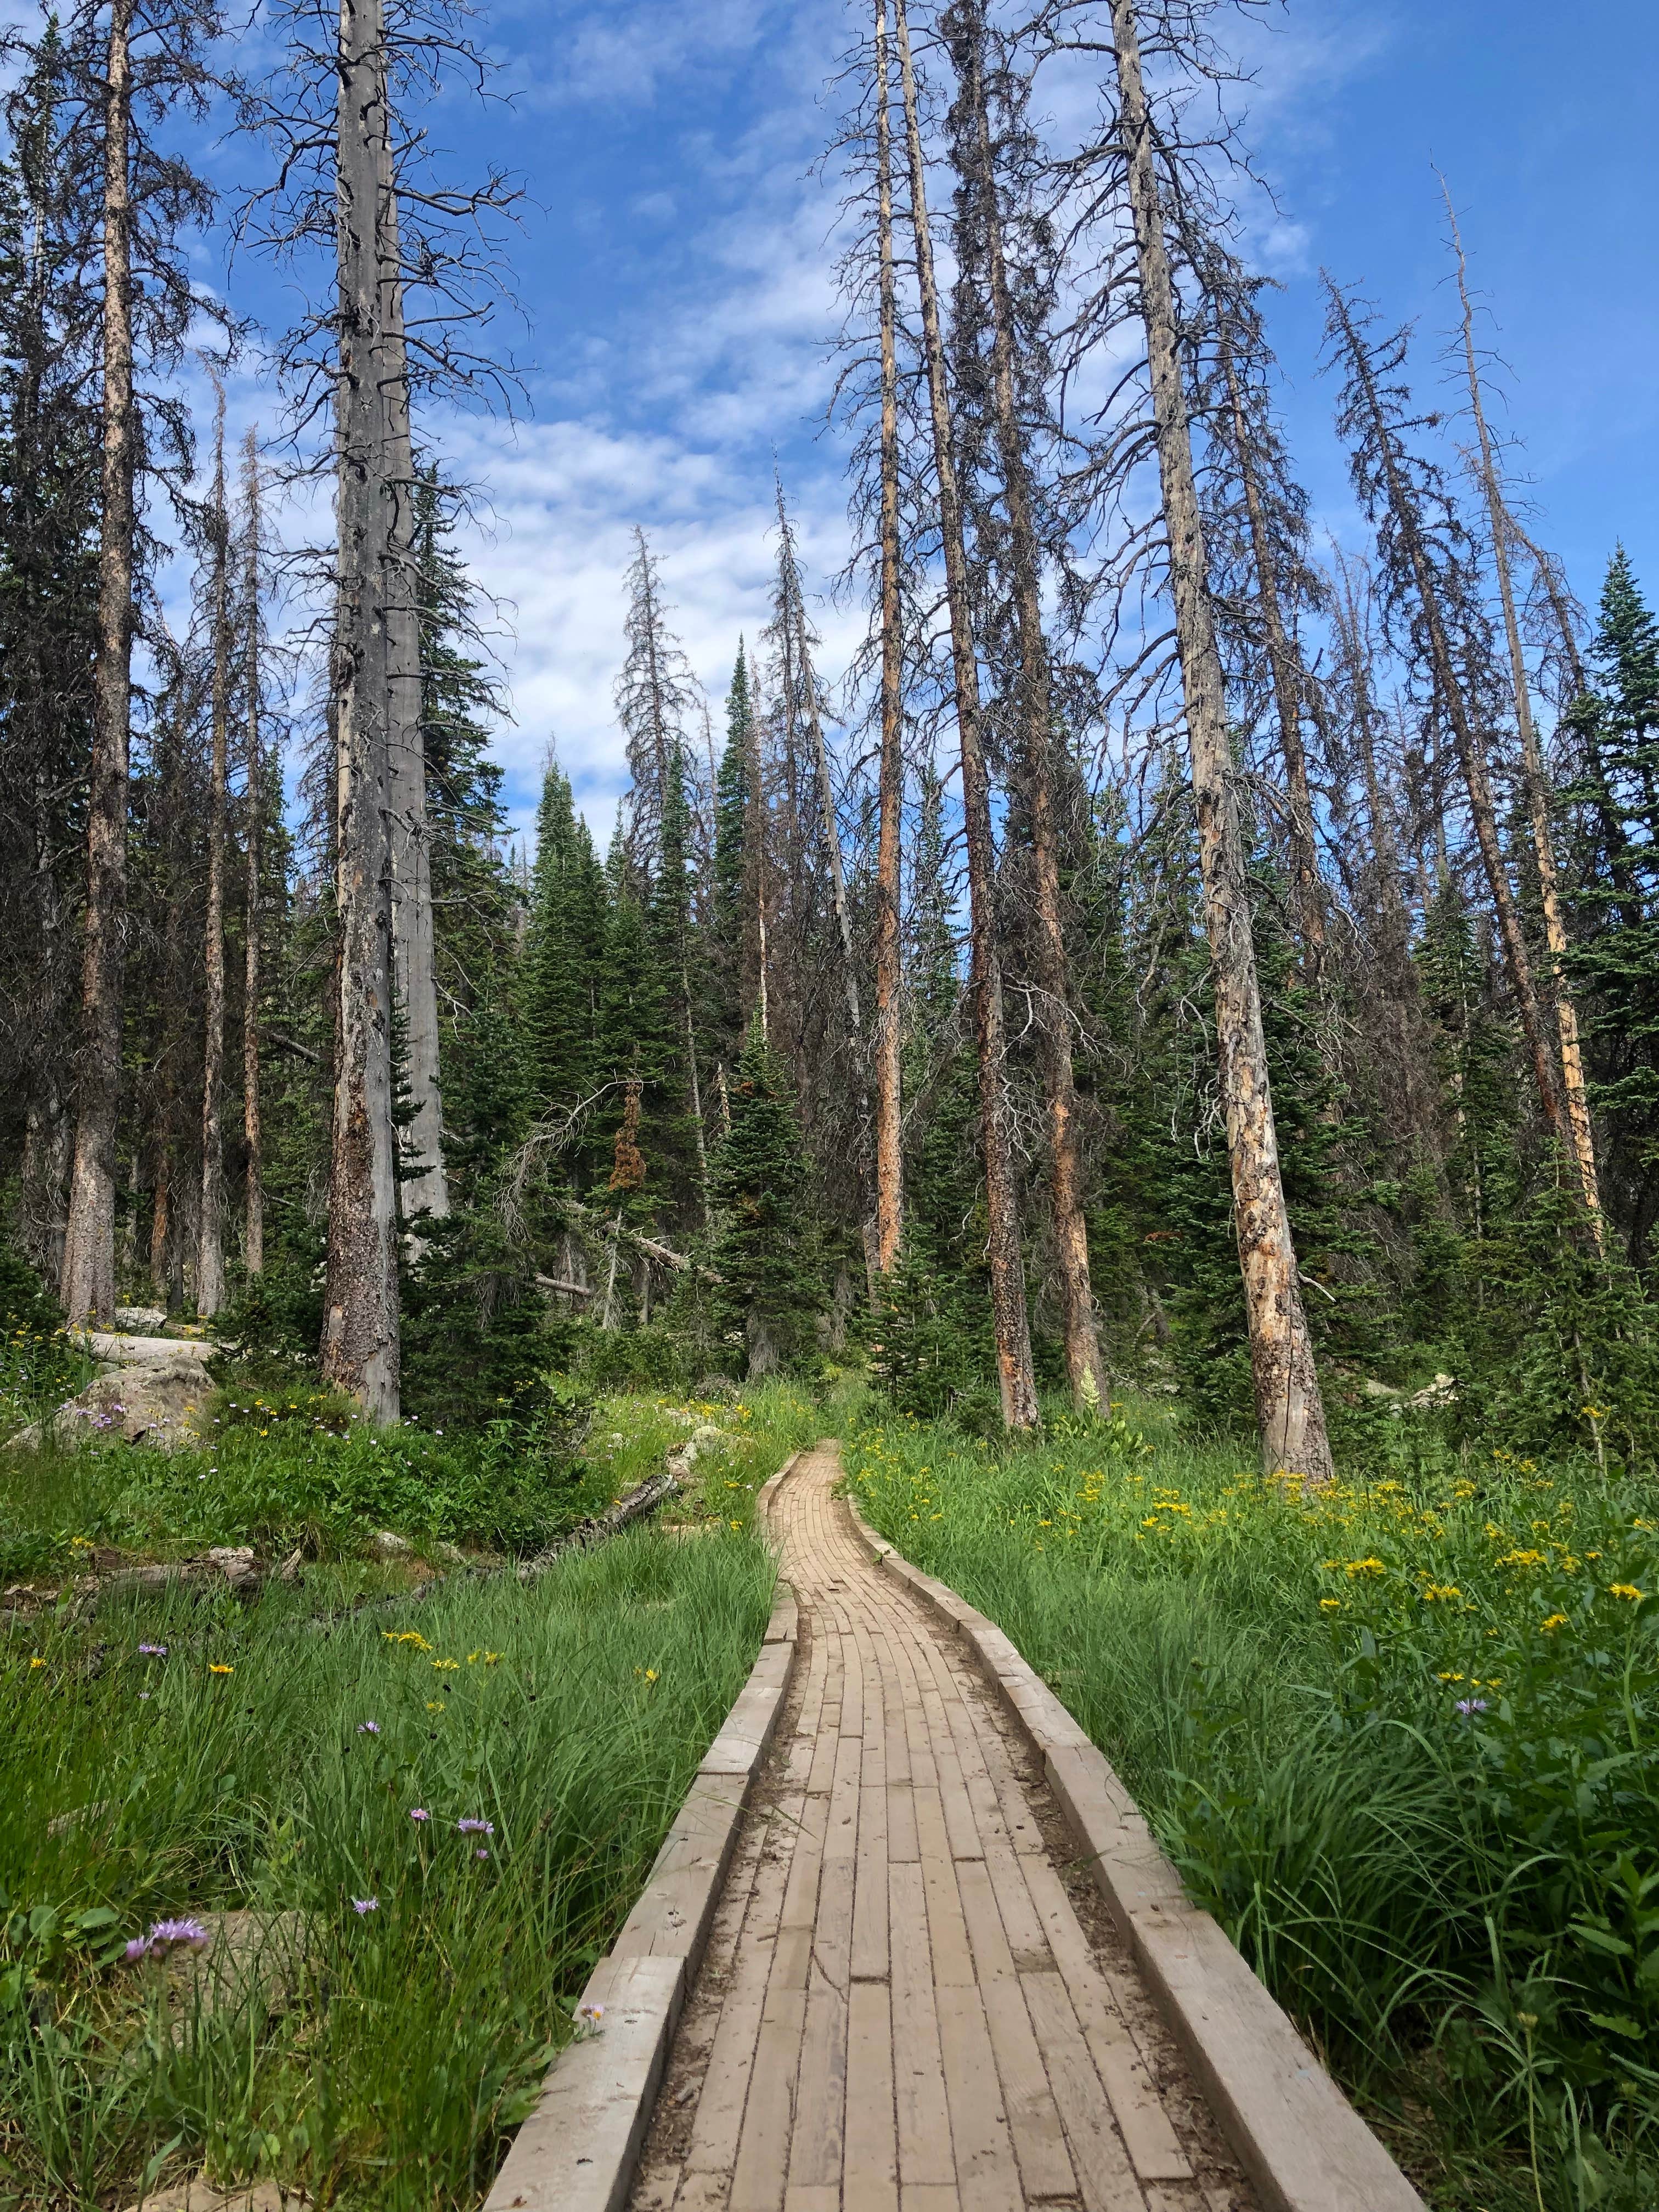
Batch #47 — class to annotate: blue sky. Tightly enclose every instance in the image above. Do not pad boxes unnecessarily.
[193,0,1659,845]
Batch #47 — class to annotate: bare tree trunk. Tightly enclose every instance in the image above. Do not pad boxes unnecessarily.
[1216,328,1326,988]
[1444,194,1602,1238]
[196,397,230,1317]
[960,5,1107,1410]
[61,0,135,1325]
[1325,280,1571,1165]
[241,432,264,1276]
[872,0,905,1278]
[894,0,1037,1429]
[321,0,399,1421]
[1111,0,1331,1483]
[381,130,447,1223]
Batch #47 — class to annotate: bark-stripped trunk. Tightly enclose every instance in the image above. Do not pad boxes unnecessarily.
[1216,328,1326,988]
[321,0,400,1421]
[871,0,905,1277]
[1325,283,1570,1162]
[381,129,447,1222]
[242,433,264,1276]
[895,0,1037,1429]
[196,405,230,1316]
[61,0,136,1324]
[960,7,1107,1409]
[1446,205,1601,1237]
[1111,0,1331,1482]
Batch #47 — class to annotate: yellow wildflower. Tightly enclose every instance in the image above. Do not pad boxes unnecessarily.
[208,1662,234,1675]
[1610,1584,1646,1603]
[1541,1614,1568,1632]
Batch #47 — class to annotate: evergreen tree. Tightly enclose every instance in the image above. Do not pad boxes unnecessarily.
[709,1017,819,1374]
[525,753,603,1124]
[1565,550,1659,1260]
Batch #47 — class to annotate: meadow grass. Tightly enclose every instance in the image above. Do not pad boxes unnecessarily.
[848,1400,1659,2212]
[0,1383,826,2208]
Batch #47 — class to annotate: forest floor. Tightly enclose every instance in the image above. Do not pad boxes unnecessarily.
[0,1375,822,2210]
[848,1395,1659,2212]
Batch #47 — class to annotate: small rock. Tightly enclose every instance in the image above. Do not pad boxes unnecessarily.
[1361,1379,1401,1400]
[114,1306,168,1332]
[691,1424,724,1451]
[122,2179,309,2212]
[369,1530,412,1560]
[1403,1372,1457,1412]
[431,1540,467,1567]
[9,1348,212,1453]
[153,1908,308,2047]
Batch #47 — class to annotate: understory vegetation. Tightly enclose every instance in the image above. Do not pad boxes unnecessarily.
[0,1383,826,2208]
[851,1403,1659,2211]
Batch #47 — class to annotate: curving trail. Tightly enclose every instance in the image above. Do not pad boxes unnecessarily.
[629,1443,1254,2212]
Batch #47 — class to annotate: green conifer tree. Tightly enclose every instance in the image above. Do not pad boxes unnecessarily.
[709,1016,819,1373]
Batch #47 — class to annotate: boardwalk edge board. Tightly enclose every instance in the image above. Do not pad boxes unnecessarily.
[482,1452,804,2212]
[840,1476,1426,2212]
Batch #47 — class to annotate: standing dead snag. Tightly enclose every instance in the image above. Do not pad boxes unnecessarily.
[382,140,447,1226]
[196,386,230,1316]
[949,0,1108,1411]
[894,0,1038,1429]
[1442,189,1602,1240]
[321,0,399,1421]
[60,0,134,1326]
[871,0,905,1277]
[240,431,266,1277]
[1323,277,1575,1176]
[1108,0,1332,1483]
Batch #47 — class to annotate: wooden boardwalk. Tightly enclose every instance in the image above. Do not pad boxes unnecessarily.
[629,1445,1254,2212]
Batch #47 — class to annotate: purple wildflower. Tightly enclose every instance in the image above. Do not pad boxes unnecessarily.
[357,1720,381,1735]
[456,1818,494,1836]
[475,1848,490,1860]
[1455,1698,1489,1717]
[409,1807,430,1822]
[138,1643,167,1657]
[125,1937,149,1962]
[352,1897,379,1915]
[127,1917,211,1961]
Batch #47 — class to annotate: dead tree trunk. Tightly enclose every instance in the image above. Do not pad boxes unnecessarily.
[61,0,136,1325]
[1444,196,1602,1237]
[1324,279,1571,1166]
[381,130,447,1224]
[1216,326,1327,989]
[1111,0,1331,1483]
[241,432,264,1276]
[321,0,400,1421]
[895,0,1038,1429]
[196,396,231,1316]
[958,5,1107,1410]
[871,0,905,1278]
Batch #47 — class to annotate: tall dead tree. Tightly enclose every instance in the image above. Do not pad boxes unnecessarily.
[59,0,135,1324]
[240,429,265,1276]
[195,386,230,1316]
[1442,191,1602,1237]
[57,0,232,1322]
[1102,0,1332,1481]
[1203,259,1328,988]
[948,0,1107,1409]
[871,0,905,1274]
[383,145,447,1223]
[894,0,1038,1429]
[321,0,399,1419]
[1324,277,1575,1170]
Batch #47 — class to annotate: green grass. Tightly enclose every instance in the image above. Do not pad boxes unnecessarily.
[0,1384,834,2209]
[848,1401,1659,2212]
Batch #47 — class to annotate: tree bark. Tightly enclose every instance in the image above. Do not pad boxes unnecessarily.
[959,3,1107,1410]
[1444,198,1602,1238]
[61,0,136,1325]
[196,400,230,1317]
[1325,280,1571,1164]
[894,0,1038,1429]
[871,0,905,1278]
[321,0,400,1421]
[1111,0,1331,1483]
[241,432,264,1276]
[381,126,447,1223]
[1216,326,1327,989]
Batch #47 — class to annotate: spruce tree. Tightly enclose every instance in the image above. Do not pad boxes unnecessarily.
[709,1017,819,1374]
